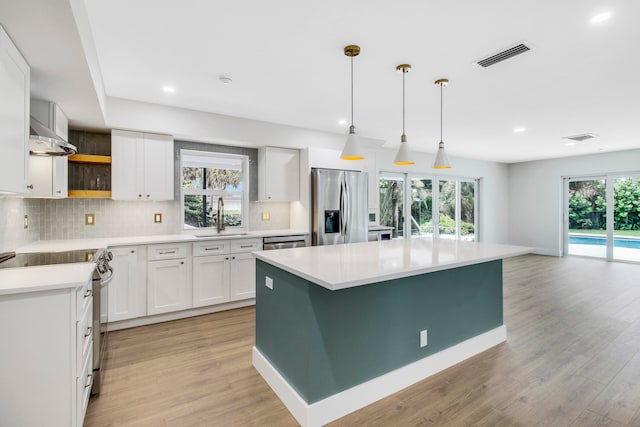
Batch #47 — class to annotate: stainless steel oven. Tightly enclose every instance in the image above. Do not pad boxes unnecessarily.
[92,250,113,395]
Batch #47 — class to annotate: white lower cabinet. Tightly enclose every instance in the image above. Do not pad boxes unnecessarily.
[108,246,146,321]
[230,252,257,300]
[192,238,260,306]
[0,278,93,427]
[193,254,230,306]
[147,243,190,315]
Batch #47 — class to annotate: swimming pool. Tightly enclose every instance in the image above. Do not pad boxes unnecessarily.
[569,235,640,249]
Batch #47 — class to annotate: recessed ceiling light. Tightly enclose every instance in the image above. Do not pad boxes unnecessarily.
[513,127,526,133]
[162,86,175,94]
[565,141,577,146]
[591,12,612,23]
[338,119,348,125]
[219,75,233,86]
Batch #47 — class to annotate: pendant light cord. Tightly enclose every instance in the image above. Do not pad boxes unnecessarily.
[440,83,443,141]
[402,69,406,136]
[350,55,354,127]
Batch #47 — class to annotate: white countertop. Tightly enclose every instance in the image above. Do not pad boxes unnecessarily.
[254,238,532,290]
[1,229,307,295]
[0,263,95,296]
[14,229,308,253]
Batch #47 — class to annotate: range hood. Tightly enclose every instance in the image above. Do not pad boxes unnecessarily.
[29,116,77,156]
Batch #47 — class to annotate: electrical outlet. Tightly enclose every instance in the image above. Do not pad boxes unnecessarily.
[154,213,162,223]
[261,211,271,221]
[85,213,95,226]
[265,276,273,290]
[24,214,28,229]
[420,329,428,348]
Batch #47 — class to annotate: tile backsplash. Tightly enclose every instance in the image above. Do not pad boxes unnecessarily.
[0,197,41,252]
[0,196,291,249]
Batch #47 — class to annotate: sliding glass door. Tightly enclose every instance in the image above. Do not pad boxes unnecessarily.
[566,178,607,258]
[613,176,640,262]
[380,174,478,241]
[379,174,405,238]
[565,175,640,262]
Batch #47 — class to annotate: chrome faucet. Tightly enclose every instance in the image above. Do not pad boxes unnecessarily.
[217,196,225,233]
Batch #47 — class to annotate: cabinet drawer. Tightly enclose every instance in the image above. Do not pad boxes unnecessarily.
[148,243,188,261]
[76,278,93,316]
[193,240,230,257]
[230,239,262,253]
[76,299,93,376]
[77,346,93,427]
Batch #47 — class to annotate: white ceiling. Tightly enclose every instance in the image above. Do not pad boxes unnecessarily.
[3,0,640,163]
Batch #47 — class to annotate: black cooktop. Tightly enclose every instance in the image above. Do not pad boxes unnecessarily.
[0,249,101,269]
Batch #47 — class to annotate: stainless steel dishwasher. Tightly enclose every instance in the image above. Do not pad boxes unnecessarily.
[262,235,307,250]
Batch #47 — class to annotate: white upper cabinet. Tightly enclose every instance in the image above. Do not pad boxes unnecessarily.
[258,147,300,201]
[0,25,30,194]
[27,155,68,198]
[111,129,174,200]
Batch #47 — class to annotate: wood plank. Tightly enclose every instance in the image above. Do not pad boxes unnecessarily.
[68,154,111,164]
[84,255,640,426]
[68,190,111,198]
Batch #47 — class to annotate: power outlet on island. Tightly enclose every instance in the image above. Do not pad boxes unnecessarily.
[420,329,428,348]
[265,276,273,290]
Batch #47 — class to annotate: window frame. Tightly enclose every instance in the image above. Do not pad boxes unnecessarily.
[180,149,250,232]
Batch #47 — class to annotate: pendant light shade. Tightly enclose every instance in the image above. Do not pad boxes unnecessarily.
[394,64,414,166]
[433,78,452,169]
[341,45,364,161]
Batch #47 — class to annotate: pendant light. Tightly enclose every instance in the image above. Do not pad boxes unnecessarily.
[433,78,452,169]
[340,45,364,160]
[394,64,414,166]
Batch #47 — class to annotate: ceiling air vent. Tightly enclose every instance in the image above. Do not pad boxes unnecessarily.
[563,133,599,142]
[474,42,531,68]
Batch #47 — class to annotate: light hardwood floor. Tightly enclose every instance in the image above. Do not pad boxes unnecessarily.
[85,255,640,426]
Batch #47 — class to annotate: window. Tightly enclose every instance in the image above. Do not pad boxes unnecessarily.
[181,150,249,230]
[380,173,478,241]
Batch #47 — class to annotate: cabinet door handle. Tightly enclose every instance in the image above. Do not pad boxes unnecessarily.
[26,184,34,190]
[131,250,135,254]
[159,250,176,255]
[138,194,142,198]
[84,326,93,337]
[84,374,93,388]
[225,257,229,260]
[84,289,92,298]
[180,261,184,265]
[204,247,220,251]
[240,245,253,248]
[146,194,150,198]
[232,256,236,260]
[56,190,61,194]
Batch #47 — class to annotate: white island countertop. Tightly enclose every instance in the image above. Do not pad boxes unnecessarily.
[0,263,95,296]
[254,238,532,290]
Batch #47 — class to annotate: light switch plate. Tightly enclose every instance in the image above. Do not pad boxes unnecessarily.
[85,213,95,226]
[24,214,28,229]
[154,213,162,223]
[261,211,271,221]
[420,330,428,348]
[265,276,273,290]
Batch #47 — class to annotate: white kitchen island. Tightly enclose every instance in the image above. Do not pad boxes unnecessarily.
[253,238,530,427]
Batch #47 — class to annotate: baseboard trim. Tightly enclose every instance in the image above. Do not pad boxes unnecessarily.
[253,325,506,427]
[532,248,561,257]
[108,299,255,331]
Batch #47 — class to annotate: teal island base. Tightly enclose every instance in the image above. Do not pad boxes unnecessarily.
[253,259,507,427]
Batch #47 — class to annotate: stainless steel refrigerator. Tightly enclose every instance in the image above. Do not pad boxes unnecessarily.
[311,168,368,245]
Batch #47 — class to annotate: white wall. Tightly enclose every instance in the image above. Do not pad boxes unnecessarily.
[508,149,640,255]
